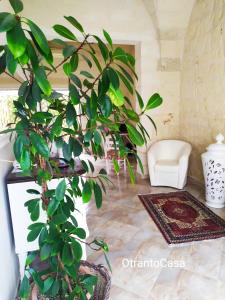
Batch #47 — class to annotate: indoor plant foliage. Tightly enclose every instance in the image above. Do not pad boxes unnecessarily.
[0,0,162,299]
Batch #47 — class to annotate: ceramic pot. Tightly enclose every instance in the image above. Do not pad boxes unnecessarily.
[202,134,225,208]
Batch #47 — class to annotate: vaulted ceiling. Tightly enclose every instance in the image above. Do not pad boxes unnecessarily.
[143,0,195,40]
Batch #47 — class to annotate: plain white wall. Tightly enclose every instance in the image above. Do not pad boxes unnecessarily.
[0,135,19,300]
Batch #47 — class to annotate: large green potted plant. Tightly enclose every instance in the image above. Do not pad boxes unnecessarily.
[0,0,162,299]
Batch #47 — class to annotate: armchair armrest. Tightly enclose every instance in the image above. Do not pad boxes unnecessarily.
[178,146,192,163]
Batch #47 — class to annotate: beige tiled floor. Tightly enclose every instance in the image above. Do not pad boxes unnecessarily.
[86,164,225,300]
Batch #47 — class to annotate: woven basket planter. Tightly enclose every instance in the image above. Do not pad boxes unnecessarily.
[18,261,111,300]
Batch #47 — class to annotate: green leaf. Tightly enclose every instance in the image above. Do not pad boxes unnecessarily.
[135,153,144,175]
[94,238,109,252]
[55,179,66,201]
[88,160,95,173]
[69,83,80,105]
[7,21,27,58]
[27,189,40,195]
[71,239,82,261]
[81,54,92,68]
[35,66,52,96]
[94,130,101,145]
[0,52,6,74]
[94,183,102,209]
[83,274,97,290]
[72,227,86,239]
[40,244,51,261]
[51,115,63,137]
[18,52,29,65]
[26,252,36,266]
[67,288,79,300]
[51,280,60,296]
[9,0,23,13]
[53,24,76,40]
[80,70,94,79]
[47,197,60,217]
[112,158,120,174]
[37,169,52,185]
[66,102,76,127]
[30,131,50,158]
[117,64,134,84]
[62,243,74,266]
[30,201,40,222]
[52,213,67,225]
[0,13,17,32]
[63,62,72,76]
[30,270,44,291]
[126,53,136,67]
[13,135,29,162]
[20,149,30,171]
[70,73,82,89]
[31,112,52,124]
[103,29,113,48]
[90,51,102,73]
[82,181,92,203]
[81,160,89,172]
[27,19,51,56]
[28,222,45,231]
[51,38,67,46]
[71,138,82,157]
[104,252,112,273]
[113,47,128,63]
[86,96,97,120]
[63,141,72,161]
[94,35,108,62]
[63,44,76,58]
[136,90,144,110]
[145,93,163,110]
[127,159,135,184]
[43,277,54,293]
[146,114,157,133]
[117,70,133,94]
[18,80,29,97]
[19,275,30,299]
[107,67,119,89]
[126,123,144,146]
[70,215,78,227]
[64,16,84,33]
[108,85,124,107]
[124,108,139,122]
[27,225,42,242]
[27,40,39,70]
[100,95,112,118]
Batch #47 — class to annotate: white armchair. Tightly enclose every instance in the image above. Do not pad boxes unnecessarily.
[148,140,192,189]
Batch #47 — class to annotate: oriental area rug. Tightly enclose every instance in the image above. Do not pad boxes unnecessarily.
[138,191,225,245]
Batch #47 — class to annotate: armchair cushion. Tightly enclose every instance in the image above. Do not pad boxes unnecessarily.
[155,159,179,172]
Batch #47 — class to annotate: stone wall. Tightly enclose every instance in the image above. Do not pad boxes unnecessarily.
[180,0,225,183]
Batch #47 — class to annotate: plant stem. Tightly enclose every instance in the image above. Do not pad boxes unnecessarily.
[38,155,49,206]
[80,60,112,99]
[47,34,90,77]
[58,255,73,293]
[4,71,23,84]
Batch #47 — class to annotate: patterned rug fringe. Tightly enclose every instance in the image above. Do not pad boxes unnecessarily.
[168,237,225,248]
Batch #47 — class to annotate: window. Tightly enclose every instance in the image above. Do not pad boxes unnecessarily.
[0,90,17,131]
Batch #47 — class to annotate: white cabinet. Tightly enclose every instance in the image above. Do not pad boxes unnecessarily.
[7,170,88,277]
